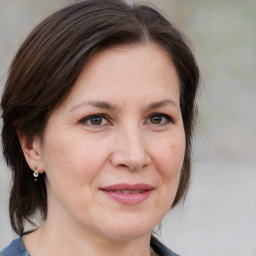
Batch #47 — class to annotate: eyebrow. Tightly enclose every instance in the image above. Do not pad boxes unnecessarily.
[69,99,179,113]
[145,99,179,111]
[69,100,116,112]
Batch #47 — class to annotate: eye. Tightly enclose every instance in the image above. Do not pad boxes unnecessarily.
[80,114,110,126]
[147,113,174,125]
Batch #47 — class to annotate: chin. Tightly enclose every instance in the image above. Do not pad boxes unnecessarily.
[105,227,151,240]
[98,215,159,240]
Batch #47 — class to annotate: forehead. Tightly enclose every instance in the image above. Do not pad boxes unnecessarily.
[84,43,176,79]
[59,43,180,111]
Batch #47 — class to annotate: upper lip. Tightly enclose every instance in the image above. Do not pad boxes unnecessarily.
[101,183,153,191]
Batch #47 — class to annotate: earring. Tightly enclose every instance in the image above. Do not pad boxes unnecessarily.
[33,165,39,181]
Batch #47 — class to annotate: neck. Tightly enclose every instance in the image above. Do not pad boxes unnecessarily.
[23,221,153,256]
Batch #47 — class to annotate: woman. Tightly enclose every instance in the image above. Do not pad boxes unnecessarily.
[0,0,199,255]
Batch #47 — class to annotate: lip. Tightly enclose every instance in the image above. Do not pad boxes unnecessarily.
[100,183,154,205]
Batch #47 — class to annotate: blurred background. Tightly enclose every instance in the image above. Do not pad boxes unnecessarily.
[0,0,255,255]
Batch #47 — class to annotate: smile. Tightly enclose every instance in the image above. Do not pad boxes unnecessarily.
[101,183,153,204]
[112,190,145,194]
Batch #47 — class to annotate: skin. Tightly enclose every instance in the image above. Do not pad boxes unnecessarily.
[20,43,185,256]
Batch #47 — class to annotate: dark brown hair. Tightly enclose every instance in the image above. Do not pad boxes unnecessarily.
[1,0,199,235]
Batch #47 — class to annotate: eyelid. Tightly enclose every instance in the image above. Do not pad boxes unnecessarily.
[79,113,111,125]
[146,112,175,124]
[79,112,175,127]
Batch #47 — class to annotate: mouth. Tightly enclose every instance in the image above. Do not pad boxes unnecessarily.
[108,190,146,194]
[100,183,153,204]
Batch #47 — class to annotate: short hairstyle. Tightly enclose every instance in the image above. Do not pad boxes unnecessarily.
[1,0,199,234]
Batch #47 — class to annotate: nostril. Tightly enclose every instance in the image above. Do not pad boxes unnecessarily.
[110,144,151,171]
[117,163,147,171]
[118,164,136,171]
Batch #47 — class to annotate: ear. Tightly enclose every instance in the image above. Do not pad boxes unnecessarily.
[16,130,44,174]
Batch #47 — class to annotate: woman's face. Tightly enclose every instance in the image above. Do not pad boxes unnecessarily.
[36,43,185,240]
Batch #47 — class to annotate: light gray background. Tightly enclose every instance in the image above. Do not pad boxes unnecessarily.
[0,1,255,255]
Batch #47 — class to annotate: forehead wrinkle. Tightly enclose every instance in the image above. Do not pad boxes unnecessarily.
[68,98,179,114]
[69,100,116,112]
[145,99,180,111]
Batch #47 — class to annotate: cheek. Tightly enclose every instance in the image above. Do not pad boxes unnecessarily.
[148,138,185,215]
[153,136,185,175]
[42,135,114,206]
[42,139,103,208]
[152,135,185,207]
[43,133,105,172]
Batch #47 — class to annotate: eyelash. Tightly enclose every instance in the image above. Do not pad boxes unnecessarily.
[147,113,174,125]
[79,113,174,127]
[80,114,111,126]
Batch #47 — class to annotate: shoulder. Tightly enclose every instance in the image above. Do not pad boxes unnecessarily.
[151,235,180,256]
[0,237,29,256]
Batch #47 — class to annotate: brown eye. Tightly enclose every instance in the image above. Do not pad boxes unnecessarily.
[89,116,103,125]
[80,114,109,126]
[147,113,174,125]
[150,115,163,124]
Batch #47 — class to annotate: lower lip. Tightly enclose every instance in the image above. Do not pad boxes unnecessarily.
[102,190,152,204]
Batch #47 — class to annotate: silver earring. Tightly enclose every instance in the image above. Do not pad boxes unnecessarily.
[33,165,39,181]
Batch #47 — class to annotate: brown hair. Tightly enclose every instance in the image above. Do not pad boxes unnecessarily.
[1,0,199,235]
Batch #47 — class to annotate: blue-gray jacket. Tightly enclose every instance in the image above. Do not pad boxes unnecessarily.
[0,236,179,256]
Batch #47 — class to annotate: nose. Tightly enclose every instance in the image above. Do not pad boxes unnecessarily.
[110,126,151,171]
